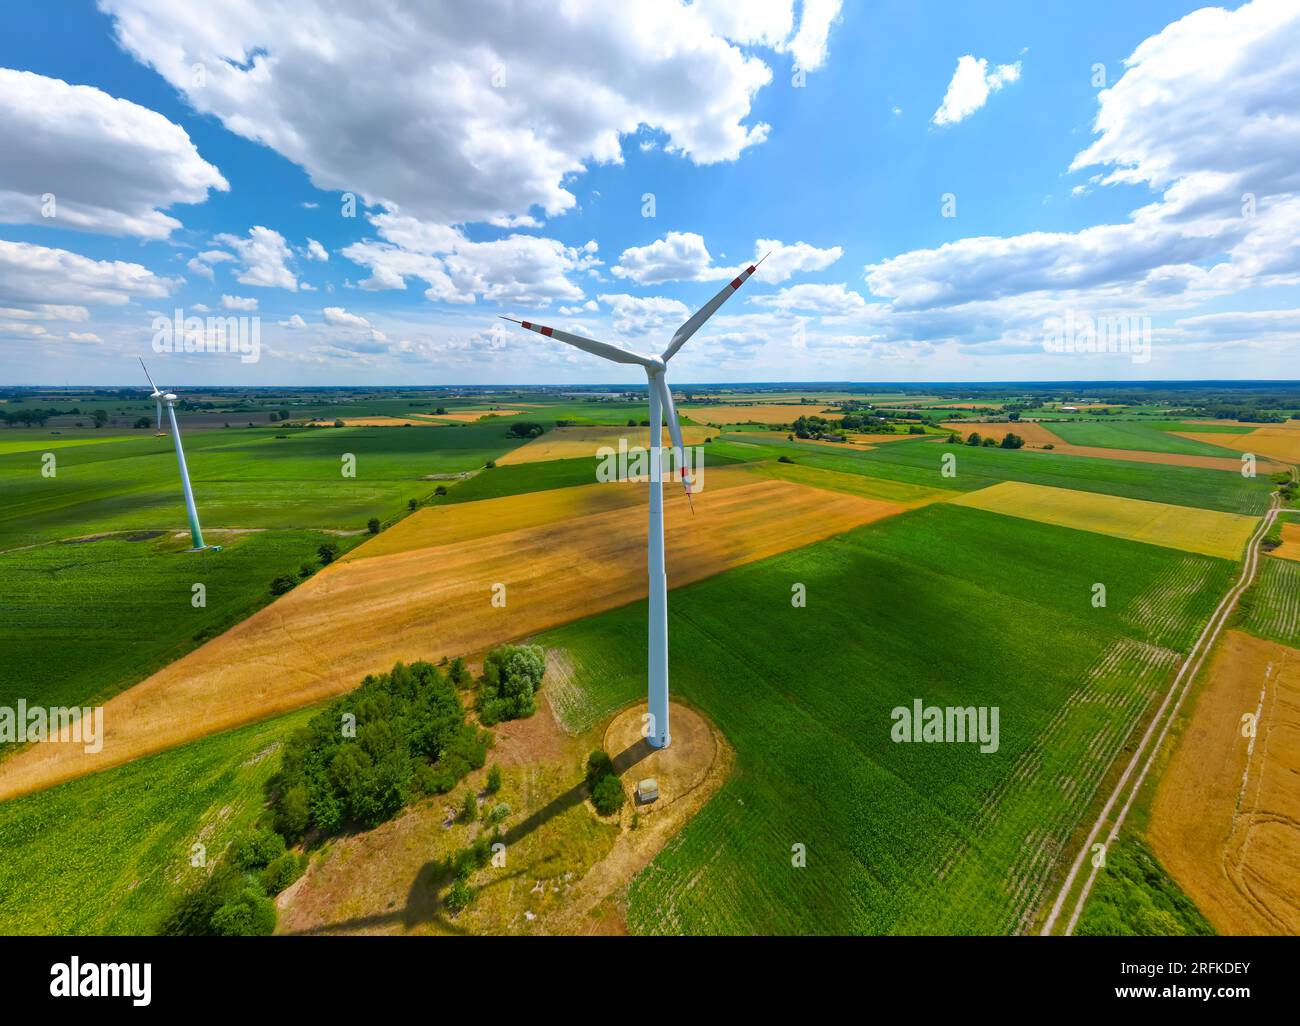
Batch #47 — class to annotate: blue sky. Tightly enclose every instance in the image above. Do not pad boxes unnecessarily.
[1,0,1298,385]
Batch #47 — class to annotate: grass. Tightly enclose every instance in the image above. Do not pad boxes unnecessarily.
[0,705,315,935]
[539,504,1234,934]
[728,435,1274,515]
[0,530,340,711]
[1047,421,1243,456]
[1074,837,1215,936]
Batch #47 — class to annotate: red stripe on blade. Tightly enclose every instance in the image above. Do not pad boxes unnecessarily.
[729,277,743,289]
[540,325,553,336]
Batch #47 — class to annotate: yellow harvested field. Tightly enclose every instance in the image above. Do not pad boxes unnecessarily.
[426,409,529,422]
[1176,427,1300,465]
[1150,630,1300,934]
[1269,521,1300,563]
[497,424,718,465]
[0,479,903,799]
[947,481,1257,560]
[685,404,840,425]
[346,465,761,560]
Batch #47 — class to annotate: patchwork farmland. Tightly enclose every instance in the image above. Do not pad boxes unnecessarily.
[0,382,1295,943]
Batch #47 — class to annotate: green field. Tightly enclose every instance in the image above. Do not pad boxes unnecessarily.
[0,424,527,549]
[0,530,340,712]
[719,435,1273,515]
[539,504,1234,934]
[0,706,313,935]
[438,449,743,505]
[1046,420,1243,456]
[1235,556,1300,647]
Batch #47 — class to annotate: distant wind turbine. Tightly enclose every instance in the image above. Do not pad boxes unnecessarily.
[139,358,208,551]
[502,254,767,748]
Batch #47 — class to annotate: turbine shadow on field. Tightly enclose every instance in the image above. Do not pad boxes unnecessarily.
[285,738,653,935]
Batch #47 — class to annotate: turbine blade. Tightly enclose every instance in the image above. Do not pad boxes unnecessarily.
[655,375,694,509]
[662,252,769,362]
[138,356,161,395]
[500,317,652,367]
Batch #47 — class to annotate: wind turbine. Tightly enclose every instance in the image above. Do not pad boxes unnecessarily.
[139,358,208,551]
[502,254,767,748]
[145,372,164,435]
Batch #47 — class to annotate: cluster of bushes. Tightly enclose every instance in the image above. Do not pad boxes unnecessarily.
[270,543,340,595]
[507,421,545,438]
[475,645,545,725]
[0,406,71,427]
[585,750,626,816]
[164,828,305,936]
[957,431,1024,449]
[271,660,488,842]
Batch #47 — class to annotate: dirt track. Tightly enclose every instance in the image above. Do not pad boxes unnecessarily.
[1041,495,1280,934]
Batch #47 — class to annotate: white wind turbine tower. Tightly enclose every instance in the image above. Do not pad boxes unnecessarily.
[140,358,209,551]
[503,254,767,748]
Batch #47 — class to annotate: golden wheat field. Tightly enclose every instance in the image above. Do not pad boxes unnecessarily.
[683,404,841,426]
[1270,522,1300,563]
[0,478,903,800]
[496,424,718,465]
[946,480,1257,560]
[1149,630,1300,934]
[1176,425,1300,465]
[346,465,762,560]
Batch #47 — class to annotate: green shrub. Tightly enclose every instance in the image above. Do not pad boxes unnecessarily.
[229,828,285,870]
[270,574,296,595]
[445,877,474,914]
[259,852,305,895]
[475,644,545,724]
[591,775,625,816]
[210,891,277,936]
[585,749,615,790]
[486,763,502,793]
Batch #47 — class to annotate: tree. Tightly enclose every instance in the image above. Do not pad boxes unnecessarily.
[434,485,448,496]
[586,749,615,791]
[317,542,340,565]
[627,419,637,427]
[460,789,478,823]
[367,517,381,534]
[591,774,625,816]
[476,644,545,724]
[1008,411,1021,422]
[133,416,151,429]
[981,436,997,447]
[1000,433,1025,449]
[333,419,345,428]
[270,574,297,595]
[408,498,419,511]
[92,409,109,429]
[965,432,982,446]
[486,764,502,794]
